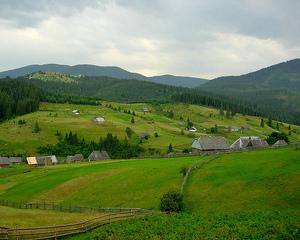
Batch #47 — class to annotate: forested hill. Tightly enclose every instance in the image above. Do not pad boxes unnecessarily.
[199,59,300,124]
[0,64,208,88]
[15,72,188,103]
[0,80,41,121]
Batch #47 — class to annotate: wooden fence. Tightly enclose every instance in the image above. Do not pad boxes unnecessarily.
[0,200,157,214]
[0,210,149,240]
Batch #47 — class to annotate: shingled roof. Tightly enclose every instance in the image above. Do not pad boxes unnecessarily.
[88,151,110,161]
[273,140,288,147]
[0,157,10,166]
[230,136,268,149]
[66,154,84,163]
[192,136,230,151]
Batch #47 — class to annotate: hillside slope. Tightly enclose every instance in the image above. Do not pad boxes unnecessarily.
[0,64,208,88]
[0,102,299,156]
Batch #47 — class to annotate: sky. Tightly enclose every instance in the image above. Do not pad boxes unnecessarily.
[0,0,299,79]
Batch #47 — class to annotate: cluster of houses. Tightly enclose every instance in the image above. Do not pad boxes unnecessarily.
[0,151,111,168]
[0,157,22,168]
[192,135,288,152]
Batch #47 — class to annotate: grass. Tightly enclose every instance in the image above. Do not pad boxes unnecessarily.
[65,211,300,240]
[184,147,300,213]
[0,102,299,156]
[0,206,99,228]
[0,147,299,238]
[0,156,201,209]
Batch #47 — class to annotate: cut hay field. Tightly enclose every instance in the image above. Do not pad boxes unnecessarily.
[0,102,299,156]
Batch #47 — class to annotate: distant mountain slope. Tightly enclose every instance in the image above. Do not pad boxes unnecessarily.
[16,73,188,103]
[199,59,300,123]
[149,75,208,88]
[0,64,208,88]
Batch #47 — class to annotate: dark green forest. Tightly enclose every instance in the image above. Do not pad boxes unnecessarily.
[199,59,300,124]
[0,79,40,121]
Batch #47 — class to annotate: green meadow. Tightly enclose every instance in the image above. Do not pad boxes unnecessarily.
[0,102,299,156]
[0,156,201,209]
[0,206,99,228]
[0,147,299,238]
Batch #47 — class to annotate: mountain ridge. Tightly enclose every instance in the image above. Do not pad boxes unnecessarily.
[0,64,208,88]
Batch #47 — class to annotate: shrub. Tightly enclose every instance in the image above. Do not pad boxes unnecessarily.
[160,190,184,212]
[180,166,188,176]
[266,132,289,145]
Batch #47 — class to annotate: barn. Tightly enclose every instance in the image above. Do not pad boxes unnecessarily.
[88,151,110,161]
[66,154,84,163]
[273,140,288,147]
[0,157,10,168]
[230,136,268,150]
[192,136,230,152]
[9,157,23,164]
[26,157,38,166]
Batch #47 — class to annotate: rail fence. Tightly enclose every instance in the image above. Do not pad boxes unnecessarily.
[0,210,149,240]
[0,200,157,214]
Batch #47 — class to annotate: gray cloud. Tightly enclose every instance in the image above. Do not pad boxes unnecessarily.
[0,0,299,78]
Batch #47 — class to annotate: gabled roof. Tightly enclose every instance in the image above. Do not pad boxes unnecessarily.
[230,136,268,149]
[88,151,110,161]
[192,136,230,150]
[66,154,84,162]
[273,140,288,147]
[26,157,38,165]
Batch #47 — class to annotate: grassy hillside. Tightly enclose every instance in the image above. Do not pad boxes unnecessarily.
[0,101,299,156]
[185,147,300,212]
[0,148,299,211]
[67,211,299,240]
[0,147,299,239]
[0,156,201,209]
[0,206,98,228]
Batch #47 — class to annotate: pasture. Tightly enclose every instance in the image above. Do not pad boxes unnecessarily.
[0,147,299,239]
[0,102,299,156]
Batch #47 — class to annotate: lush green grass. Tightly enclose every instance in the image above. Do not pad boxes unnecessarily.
[0,206,99,228]
[66,211,300,240]
[0,102,299,156]
[0,147,299,238]
[0,156,201,209]
[184,147,300,213]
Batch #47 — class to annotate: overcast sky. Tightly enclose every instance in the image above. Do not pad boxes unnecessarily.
[0,0,299,79]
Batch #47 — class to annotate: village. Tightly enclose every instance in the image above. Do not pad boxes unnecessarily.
[0,135,294,168]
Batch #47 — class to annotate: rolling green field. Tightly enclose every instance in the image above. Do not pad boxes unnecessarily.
[0,148,299,212]
[0,147,299,238]
[0,101,299,156]
[0,156,201,209]
[0,206,99,228]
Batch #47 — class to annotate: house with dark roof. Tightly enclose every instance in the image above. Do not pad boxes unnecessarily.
[66,154,84,163]
[192,136,230,152]
[0,157,10,168]
[9,157,23,164]
[35,155,58,166]
[273,140,288,147]
[88,151,110,161]
[230,136,268,150]
[138,133,150,139]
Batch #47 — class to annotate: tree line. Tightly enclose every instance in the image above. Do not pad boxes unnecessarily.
[0,79,41,121]
[38,131,143,159]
